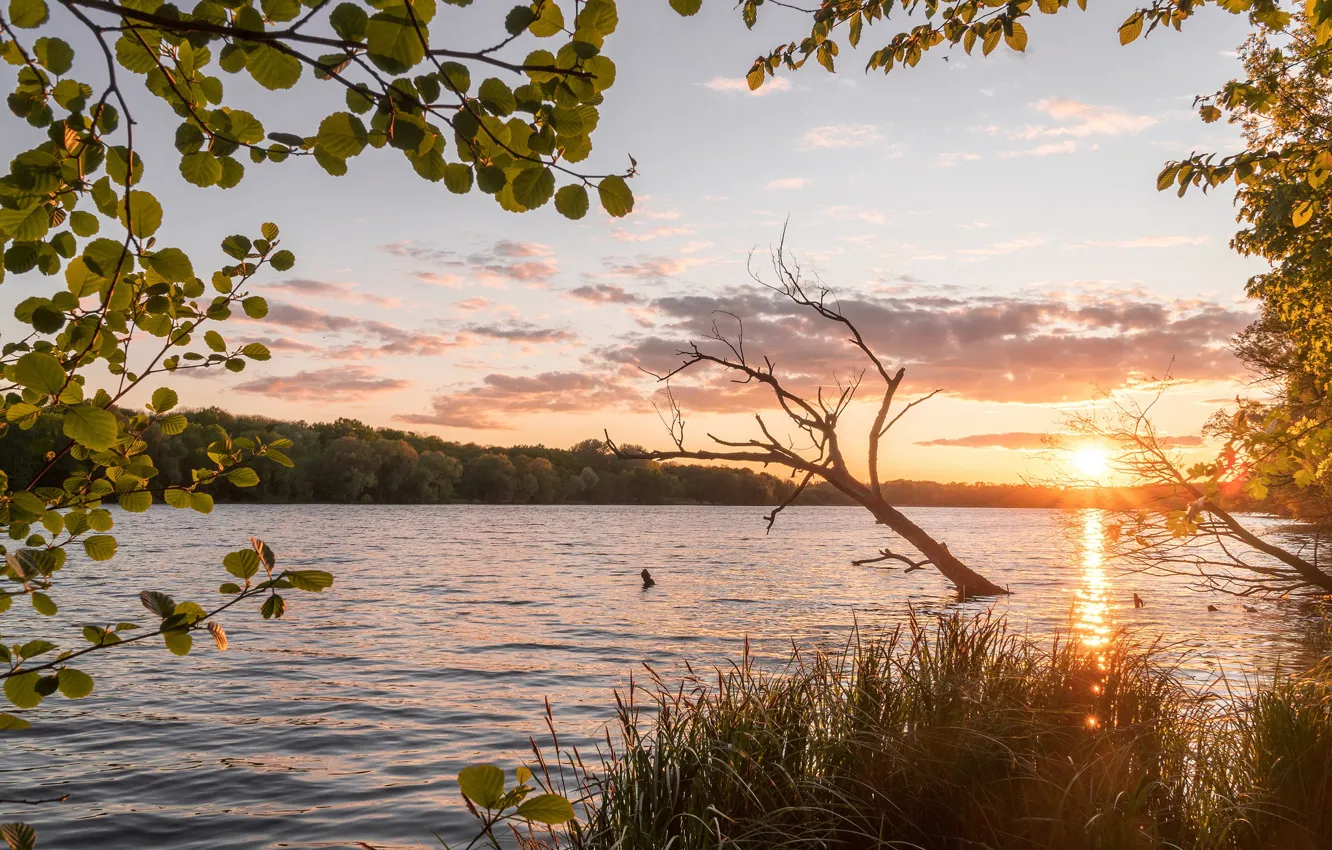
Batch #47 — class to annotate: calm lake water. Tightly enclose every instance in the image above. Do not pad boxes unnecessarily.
[2,505,1325,849]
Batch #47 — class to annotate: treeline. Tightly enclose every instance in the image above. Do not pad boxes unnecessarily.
[0,407,1247,509]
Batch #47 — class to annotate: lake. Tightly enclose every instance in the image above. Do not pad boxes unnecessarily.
[1,505,1324,849]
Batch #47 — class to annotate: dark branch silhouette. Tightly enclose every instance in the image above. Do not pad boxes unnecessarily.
[605,231,1009,599]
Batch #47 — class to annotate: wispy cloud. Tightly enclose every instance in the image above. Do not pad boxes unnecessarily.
[266,278,399,308]
[824,205,887,225]
[958,235,1048,258]
[703,76,792,96]
[935,152,983,168]
[798,123,885,150]
[397,372,639,430]
[1069,235,1210,249]
[611,226,694,243]
[1008,98,1157,140]
[567,284,645,305]
[999,140,1078,158]
[381,240,559,288]
[234,365,410,402]
[766,177,808,190]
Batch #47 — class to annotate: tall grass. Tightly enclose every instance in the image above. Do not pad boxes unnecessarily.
[525,612,1332,850]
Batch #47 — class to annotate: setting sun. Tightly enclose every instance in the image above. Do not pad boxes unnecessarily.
[1071,446,1110,479]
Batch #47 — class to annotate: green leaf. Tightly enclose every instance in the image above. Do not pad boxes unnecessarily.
[205,329,227,352]
[286,569,334,591]
[316,112,368,159]
[228,467,260,487]
[164,487,192,509]
[140,589,176,617]
[3,672,42,709]
[18,640,55,659]
[224,549,260,579]
[8,0,48,28]
[63,404,119,451]
[118,190,164,239]
[261,594,286,619]
[0,713,32,732]
[242,296,269,318]
[242,342,272,360]
[57,668,94,699]
[247,44,302,90]
[443,163,474,194]
[158,413,188,435]
[505,5,536,34]
[119,490,152,512]
[152,387,179,412]
[69,210,99,237]
[30,592,56,616]
[330,2,368,39]
[458,764,506,809]
[219,582,242,594]
[554,184,589,220]
[597,175,634,217]
[513,167,555,209]
[529,1,564,36]
[191,492,215,513]
[145,247,194,282]
[163,629,192,656]
[83,534,118,561]
[478,78,516,116]
[180,151,224,187]
[668,0,702,15]
[11,351,65,394]
[515,793,576,824]
[269,250,295,272]
[365,11,426,74]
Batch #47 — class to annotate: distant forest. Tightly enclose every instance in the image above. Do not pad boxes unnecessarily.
[1,407,1233,510]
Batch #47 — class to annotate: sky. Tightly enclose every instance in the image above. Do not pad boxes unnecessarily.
[8,2,1269,483]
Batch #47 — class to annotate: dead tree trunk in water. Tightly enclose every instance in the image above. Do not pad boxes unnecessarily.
[605,234,1009,599]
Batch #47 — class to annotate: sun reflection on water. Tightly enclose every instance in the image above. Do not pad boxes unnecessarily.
[1074,509,1113,651]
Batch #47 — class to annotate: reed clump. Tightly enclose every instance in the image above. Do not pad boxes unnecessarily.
[533,612,1332,850]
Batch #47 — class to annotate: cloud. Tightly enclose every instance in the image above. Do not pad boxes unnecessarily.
[380,240,559,288]
[958,235,1048,258]
[233,366,410,402]
[703,76,792,96]
[601,255,706,281]
[567,284,645,305]
[599,287,1253,407]
[1070,235,1210,249]
[265,278,398,308]
[462,321,575,344]
[918,432,1205,449]
[396,371,639,429]
[681,240,714,254]
[766,177,808,190]
[252,301,459,359]
[455,297,492,312]
[798,124,885,150]
[935,152,983,167]
[611,226,694,243]
[999,140,1078,158]
[1010,98,1157,140]
[917,432,1055,450]
[824,205,887,225]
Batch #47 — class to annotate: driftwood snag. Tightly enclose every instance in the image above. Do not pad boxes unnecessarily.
[607,234,1008,599]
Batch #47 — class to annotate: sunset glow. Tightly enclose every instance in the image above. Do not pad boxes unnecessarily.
[1070,446,1111,480]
